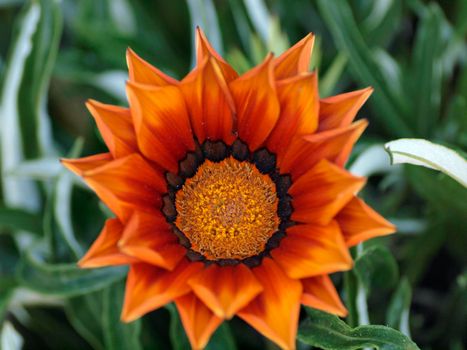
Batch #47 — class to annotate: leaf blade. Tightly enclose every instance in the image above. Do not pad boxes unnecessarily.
[385,138,467,187]
[298,308,420,350]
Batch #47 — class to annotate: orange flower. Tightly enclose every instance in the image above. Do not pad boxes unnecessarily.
[62,29,395,350]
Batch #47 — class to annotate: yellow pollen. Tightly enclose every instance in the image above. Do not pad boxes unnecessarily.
[175,157,279,260]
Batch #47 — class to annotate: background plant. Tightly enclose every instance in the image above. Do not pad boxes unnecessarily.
[0,0,465,349]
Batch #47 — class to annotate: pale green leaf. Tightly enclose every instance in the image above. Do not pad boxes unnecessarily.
[0,322,23,350]
[385,138,467,187]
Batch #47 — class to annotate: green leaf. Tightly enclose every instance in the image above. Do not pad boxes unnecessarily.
[298,308,420,350]
[65,292,105,350]
[167,303,236,350]
[206,323,236,350]
[316,0,412,137]
[387,278,412,336]
[16,243,126,297]
[102,281,142,350]
[407,166,467,217]
[320,53,348,97]
[408,4,444,136]
[0,207,41,233]
[343,270,359,328]
[167,303,191,350]
[385,138,467,187]
[354,245,399,294]
[17,0,62,158]
[0,0,42,210]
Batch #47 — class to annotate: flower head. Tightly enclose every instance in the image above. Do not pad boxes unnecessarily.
[62,28,395,350]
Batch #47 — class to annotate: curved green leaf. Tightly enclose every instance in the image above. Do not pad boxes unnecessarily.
[385,138,467,187]
[387,278,412,336]
[354,245,399,294]
[16,244,126,297]
[102,282,142,350]
[167,304,236,350]
[298,308,420,350]
[0,207,41,233]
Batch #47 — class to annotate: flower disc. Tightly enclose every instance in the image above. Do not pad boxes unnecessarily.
[175,158,279,260]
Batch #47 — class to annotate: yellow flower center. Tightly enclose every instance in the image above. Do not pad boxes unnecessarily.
[175,157,279,260]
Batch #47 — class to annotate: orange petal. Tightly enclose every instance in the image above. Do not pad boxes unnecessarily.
[188,264,263,319]
[319,87,373,131]
[78,218,138,268]
[118,211,186,270]
[62,153,112,176]
[194,27,238,82]
[274,33,315,79]
[229,55,280,151]
[86,100,137,158]
[289,159,366,225]
[238,258,302,350]
[121,259,203,322]
[301,275,347,317]
[65,154,165,222]
[127,82,195,172]
[271,222,353,279]
[181,57,236,144]
[175,292,223,350]
[279,119,368,179]
[126,48,178,86]
[267,72,319,154]
[337,196,396,247]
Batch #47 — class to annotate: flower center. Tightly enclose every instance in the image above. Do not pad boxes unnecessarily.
[175,157,279,260]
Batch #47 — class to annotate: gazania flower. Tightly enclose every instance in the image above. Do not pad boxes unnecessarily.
[63,28,395,350]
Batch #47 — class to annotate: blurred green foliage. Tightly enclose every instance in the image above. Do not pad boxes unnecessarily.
[0,0,466,349]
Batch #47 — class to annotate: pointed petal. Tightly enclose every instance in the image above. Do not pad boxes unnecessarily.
[121,259,203,322]
[181,57,236,144]
[119,211,185,270]
[181,57,235,144]
[188,264,263,319]
[267,72,319,154]
[301,275,347,317]
[279,119,368,179]
[271,222,353,279]
[127,82,195,172]
[274,33,315,79]
[319,87,373,131]
[195,27,238,82]
[126,48,178,86]
[337,197,396,247]
[78,218,138,268]
[238,259,302,350]
[86,100,137,158]
[175,292,223,350]
[289,159,366,225]
[229,55,280,151]
[62,153,112,176]
[67,154,165,222]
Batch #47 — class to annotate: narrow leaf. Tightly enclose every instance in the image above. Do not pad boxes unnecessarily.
[354,245,399,294]
[316,0,412,137]
[386,278,412,336]
[102,282,142,350]
[0,207,41,233]
[16,244,126,297]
